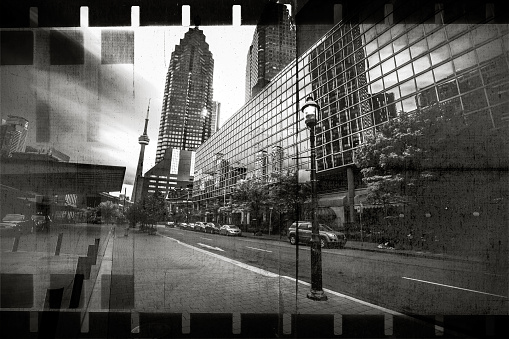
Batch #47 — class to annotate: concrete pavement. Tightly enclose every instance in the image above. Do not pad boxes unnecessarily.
[1,224,506,338]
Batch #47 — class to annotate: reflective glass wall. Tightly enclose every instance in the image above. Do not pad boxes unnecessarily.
[194,2,509,209]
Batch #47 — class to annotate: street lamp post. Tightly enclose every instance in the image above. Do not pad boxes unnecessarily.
[302,96,327,301]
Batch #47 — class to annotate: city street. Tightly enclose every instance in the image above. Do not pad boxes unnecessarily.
[158,226,508,316]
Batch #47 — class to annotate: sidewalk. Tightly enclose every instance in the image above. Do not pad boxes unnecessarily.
[1,225,494,338]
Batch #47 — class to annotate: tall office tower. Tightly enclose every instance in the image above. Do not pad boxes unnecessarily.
[156,27,214,164]
[245,1,296,101]
[0,116,29,158]
[132,104,150,203]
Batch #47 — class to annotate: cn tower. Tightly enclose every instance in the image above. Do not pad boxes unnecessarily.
[132,100,150,202]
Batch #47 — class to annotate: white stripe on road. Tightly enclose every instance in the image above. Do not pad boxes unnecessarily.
[246,246,272,253]
[159,233,405,317]
[200,237,213,241]
[159,234,278,277]
[402,277,509,299]
[197,243,224,252]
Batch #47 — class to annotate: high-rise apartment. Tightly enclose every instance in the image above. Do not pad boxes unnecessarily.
[245,1,296,101]
[156,27,214,164]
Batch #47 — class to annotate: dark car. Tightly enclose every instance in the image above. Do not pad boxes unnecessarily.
[205,222,220,234]
[32,214,52,232]
[0,214,30,234]
[287,221,347,248]
[194,222,206,232]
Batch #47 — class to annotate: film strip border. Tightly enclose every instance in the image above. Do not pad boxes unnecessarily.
[0,310,508,338]
[0,0,278,28]
[2,0,507,29]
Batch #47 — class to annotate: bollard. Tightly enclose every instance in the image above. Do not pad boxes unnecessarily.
[55,232,63,256]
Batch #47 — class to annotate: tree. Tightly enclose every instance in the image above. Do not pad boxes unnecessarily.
[231,178,271,232]
[355,104,508,251]
[269,171,311,224]
[141,191,167,234]
[98,201,120,224]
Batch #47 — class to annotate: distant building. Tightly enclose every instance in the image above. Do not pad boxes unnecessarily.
[0,116,28,157]
[156,27,215,164]
[245,1,296,101]
[141,148,195,198]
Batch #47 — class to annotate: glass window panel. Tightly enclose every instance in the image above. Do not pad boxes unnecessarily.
[453,51,477,72]
[392,33,408,54]
[364,39,378,57]
[486,82,509,106]
[476,39,503,64]
[397,63,414,82]
[462,89,488,112]
[426,26,446,49]
[370,78,383,94]
[433,61,454,82]
[368,64,382,82]
[391,24,406,41]
[445,24,466,39]
[367,52,380,68]
[449,33,472,56]
[399,78,416,97]
[458,71,482,93]
[491,103,509,127]
[437,79,459,100]
[430,45,450,65]
[407,25,424,44]
[395,48,411,66]
[379,43,393,62]
[381,57,396,74]
[402,97,417,112]
[383,71,398,89]
[377,28,392,46]
[415,70,434,90]
[413,55,431,74]
[410,39,428,59]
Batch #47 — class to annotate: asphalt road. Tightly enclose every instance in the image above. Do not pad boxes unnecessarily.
[158,226,508,316]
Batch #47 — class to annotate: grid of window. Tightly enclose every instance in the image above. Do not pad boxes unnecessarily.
[195,6,509,206]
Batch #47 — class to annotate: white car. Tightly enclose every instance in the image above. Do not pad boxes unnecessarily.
[219,225,242,236]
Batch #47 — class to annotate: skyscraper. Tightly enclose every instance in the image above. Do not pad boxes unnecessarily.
[156,27,214,164]
[245,1,295,101]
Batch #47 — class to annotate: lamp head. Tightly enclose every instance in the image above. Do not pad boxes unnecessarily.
[302,96,319,128]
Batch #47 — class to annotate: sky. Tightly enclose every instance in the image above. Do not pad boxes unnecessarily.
[121,25,256,198]
[1,24,256,200]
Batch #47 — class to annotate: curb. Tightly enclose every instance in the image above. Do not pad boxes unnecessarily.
[241,233,485,265]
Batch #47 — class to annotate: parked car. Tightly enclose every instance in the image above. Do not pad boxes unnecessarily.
[31,214,52,232]
[194,222,206,232]
[219,225,242,236]
[205,222,220,234]
[287,221,347,248]
[188,223,196,230]
[0,214,30,234]
[179,222,188,229]
[165,221,175,228]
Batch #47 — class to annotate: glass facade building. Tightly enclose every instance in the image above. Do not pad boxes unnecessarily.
[195,2,508,225]
[156,27,215,164]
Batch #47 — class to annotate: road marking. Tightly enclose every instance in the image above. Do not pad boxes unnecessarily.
[159,235,278,277]
[246,246,272,253]
[402,277,509,299]
[197,243,225,252]
[200,237,213,241]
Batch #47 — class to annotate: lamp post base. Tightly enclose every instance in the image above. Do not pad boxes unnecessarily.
[307,289,328,301]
